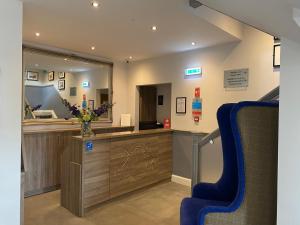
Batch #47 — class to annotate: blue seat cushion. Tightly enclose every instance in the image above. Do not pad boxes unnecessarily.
[180,198,230,225]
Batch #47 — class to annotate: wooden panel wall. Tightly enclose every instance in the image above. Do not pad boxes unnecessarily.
[23,131,77,196]
[83,141,110,208]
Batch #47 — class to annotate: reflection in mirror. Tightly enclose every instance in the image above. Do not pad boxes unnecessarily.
[23,48,112,121]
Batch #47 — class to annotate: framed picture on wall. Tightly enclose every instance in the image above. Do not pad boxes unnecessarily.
[48,71,54,81]
[58,72,65,79]
[27,71,39,81]
[273,44,281,68]
[176,97,186,114]
[58,80,65,90]
[88,100,95,110]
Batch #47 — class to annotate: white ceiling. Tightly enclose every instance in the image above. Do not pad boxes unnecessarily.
[23,0,239,61]
[24,51,106,73]
[199,0,300,44]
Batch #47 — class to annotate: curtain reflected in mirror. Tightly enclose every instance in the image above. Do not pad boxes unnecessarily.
[23,47,113,122]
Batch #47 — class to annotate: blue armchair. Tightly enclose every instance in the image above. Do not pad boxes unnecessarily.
[180,101,278,225]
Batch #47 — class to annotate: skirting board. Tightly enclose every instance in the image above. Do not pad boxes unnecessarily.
[171,175,191,187]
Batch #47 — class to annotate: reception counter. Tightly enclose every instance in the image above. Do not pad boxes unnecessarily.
[61,129,173,216]
[23,121,134,197]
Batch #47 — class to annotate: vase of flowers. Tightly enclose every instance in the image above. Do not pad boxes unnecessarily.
[81,120,93,137]
[63,95,112,137]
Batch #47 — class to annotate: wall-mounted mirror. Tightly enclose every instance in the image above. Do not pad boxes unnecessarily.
[23,47,113,122]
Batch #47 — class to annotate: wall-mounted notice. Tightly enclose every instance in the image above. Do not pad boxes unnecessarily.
[224,68,249,88]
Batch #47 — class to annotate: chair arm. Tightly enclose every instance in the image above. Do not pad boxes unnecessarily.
[192,183,221,200]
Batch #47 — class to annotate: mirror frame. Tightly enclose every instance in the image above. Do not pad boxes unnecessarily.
[22,45,114,124]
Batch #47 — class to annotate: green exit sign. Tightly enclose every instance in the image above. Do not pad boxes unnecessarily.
[185,67,202,78]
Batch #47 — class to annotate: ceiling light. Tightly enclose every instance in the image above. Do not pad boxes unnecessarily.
[152,26,157,31]
[64,58,68,61]
[35,32,40,37]
[192,42,196,46]
[91,46,96,50]
[92,1,99,8]
[129,56,133,60]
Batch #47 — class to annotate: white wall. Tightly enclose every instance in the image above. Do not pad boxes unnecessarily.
[112,62,130,126]
[277,38,300,225]
[128,26,279,132]
[0,0,22,224]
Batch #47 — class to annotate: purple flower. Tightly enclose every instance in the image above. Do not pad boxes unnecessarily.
[32,104,42,112]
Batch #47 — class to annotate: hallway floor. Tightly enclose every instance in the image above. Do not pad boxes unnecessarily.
[24,182,190,225]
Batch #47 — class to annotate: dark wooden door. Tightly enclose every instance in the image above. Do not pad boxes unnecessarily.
[139,86,157,122]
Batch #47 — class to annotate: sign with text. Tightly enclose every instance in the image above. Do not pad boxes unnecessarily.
[185,67,202,79]
[224,68,249,88]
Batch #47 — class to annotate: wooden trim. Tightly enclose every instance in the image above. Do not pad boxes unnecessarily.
[73,129,173,141]
[23,123,134,134]
[25,185,60,198]
[171,175,191,187]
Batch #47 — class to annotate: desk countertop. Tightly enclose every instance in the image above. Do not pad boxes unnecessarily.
[73,128,173,141]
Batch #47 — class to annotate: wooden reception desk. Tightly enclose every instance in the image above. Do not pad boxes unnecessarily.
[61,129,172,216]
[23,120,134,197]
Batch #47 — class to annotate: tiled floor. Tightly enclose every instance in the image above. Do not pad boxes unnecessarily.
[25,182,190,225]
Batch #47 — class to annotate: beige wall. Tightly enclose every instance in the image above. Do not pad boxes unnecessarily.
[125,26,279,133]
[277,38,300,225]
[112,61,130,125]
[0,0,22,224]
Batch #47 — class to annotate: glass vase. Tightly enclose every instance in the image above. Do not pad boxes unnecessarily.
[81,121,94,137]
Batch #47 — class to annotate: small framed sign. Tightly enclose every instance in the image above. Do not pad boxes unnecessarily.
[58,72,65,79]
[85,141,93,152]
[176,97,187,114]
[88,100,95,110]
[27,71,39,81]
[224,68,249,88]
[58,80,65,90]
[273,44,281,68]
[48,71,54,81]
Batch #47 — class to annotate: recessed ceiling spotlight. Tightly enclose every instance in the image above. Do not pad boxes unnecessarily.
[35,32,40,37]
[152,26,157,31]
[129,56,133,60]
[92,1,99,8]
[64,58,68,61]
[192,42,196,46]
[91,46,96,50]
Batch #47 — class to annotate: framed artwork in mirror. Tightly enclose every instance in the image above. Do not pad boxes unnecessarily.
[70,87,77,96]
[48,71,54,81]
[58,72,65,79]
[27,71,39,81]
[88,100,95,110]
[58,80,65,90]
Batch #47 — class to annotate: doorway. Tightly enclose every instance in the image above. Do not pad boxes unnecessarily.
[138,83,171,130]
